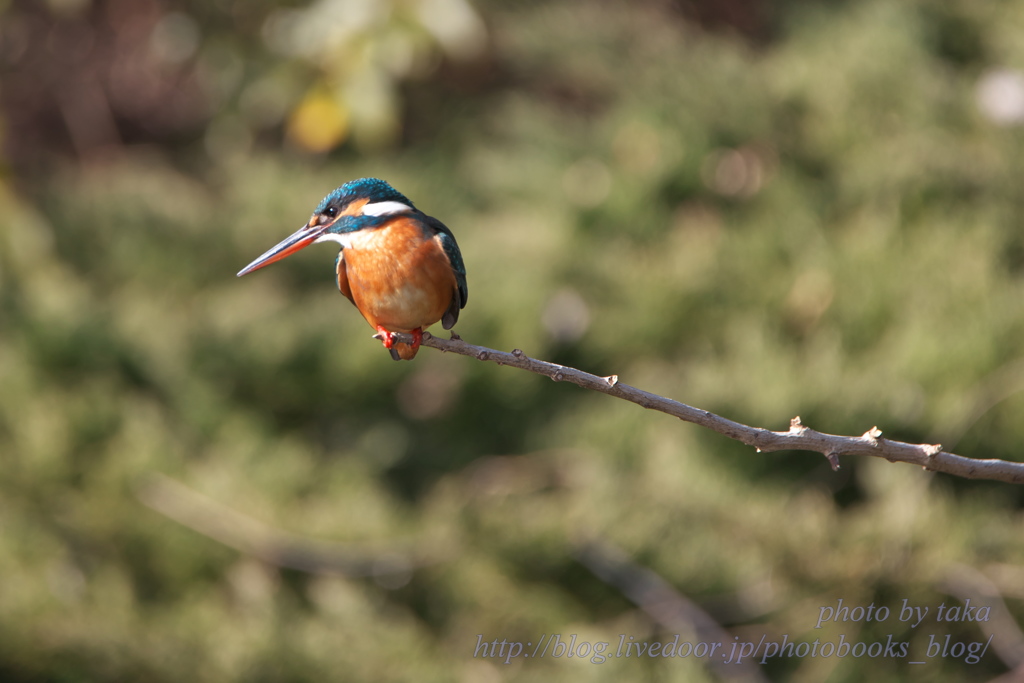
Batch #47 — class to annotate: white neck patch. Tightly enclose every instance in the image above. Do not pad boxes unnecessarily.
[361,201,413,217]
[314,232,352,248]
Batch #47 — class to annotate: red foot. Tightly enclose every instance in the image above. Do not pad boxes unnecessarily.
[375,325,395,349]
[375,326,423,360]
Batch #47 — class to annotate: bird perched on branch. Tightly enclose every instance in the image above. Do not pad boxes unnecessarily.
[237,178,468,360]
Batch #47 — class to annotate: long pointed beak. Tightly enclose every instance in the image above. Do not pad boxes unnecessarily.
[237,221,324,277]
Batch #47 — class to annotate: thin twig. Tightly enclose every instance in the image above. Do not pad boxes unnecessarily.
[575,539,769,683]
[393,331,1024,485]
[943,565,1024,672]
[135,473,445,578]
[934,356,1024,452]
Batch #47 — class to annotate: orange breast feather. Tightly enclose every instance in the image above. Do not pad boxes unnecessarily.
[336,217,457,334]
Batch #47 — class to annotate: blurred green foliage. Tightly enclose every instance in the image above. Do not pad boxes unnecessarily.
[2,0,1024,680]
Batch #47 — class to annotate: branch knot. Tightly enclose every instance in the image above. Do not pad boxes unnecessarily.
[825,451,840,471]
[789,416,808,436]
[863,426,883,447]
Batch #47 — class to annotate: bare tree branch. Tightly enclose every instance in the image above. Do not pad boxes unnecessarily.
[393,331,1024,485]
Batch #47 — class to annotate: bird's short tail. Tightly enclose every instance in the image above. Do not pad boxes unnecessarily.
[392,341,419,361]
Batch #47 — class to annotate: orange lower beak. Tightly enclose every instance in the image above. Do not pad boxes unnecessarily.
[237,222,324,277]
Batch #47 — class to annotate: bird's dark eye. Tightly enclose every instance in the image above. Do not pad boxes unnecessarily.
[324,206,338,218]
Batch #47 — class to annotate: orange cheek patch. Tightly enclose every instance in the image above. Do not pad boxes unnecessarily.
[341,197,369,217]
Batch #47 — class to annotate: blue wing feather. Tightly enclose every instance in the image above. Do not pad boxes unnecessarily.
[422,214,467,328]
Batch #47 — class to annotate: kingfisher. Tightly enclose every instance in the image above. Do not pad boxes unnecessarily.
[237,178,467,360]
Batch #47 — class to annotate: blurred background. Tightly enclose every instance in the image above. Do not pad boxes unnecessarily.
[2,0,1024,680]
